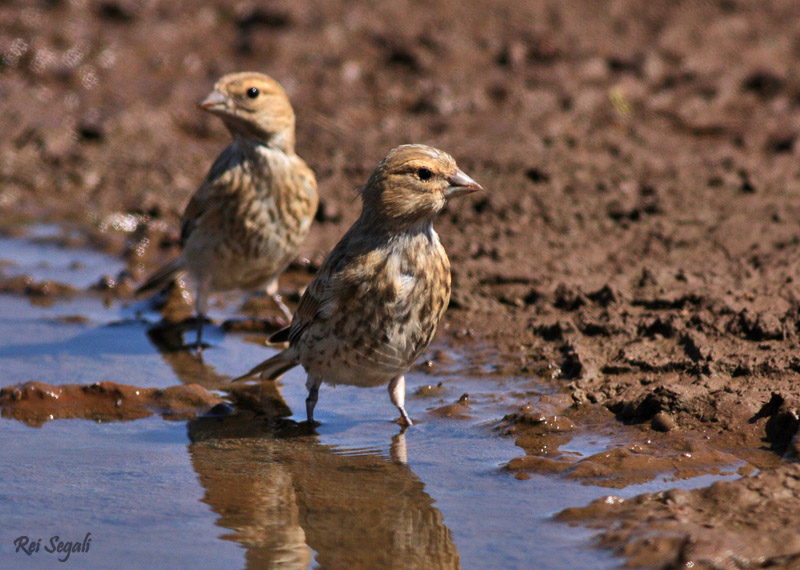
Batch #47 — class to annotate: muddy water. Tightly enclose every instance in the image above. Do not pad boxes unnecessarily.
[0,231,739,570]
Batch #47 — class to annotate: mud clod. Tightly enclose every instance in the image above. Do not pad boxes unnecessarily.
[651,412,677,432]
[0,381,223,427]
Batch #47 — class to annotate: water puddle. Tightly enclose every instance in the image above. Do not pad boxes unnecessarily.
[0,229,743,569]
[0,225,125,290]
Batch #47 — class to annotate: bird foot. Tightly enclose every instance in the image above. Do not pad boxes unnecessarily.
[192,343,208,361]
[300,419,321,431]
[395,415,414,427]
[271,293,294,322]
[396,407,413,427]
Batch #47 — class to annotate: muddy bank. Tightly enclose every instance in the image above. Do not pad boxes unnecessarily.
[0,380,223,426]
[4,0,800,566]
[0,375,316,427]
[559,464,800,570]
[499,404,760,488]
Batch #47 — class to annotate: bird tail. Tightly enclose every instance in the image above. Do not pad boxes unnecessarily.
[136,258,186,295]
[231,350,299,382]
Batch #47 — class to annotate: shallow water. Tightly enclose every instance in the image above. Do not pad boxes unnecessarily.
[0,225,126,290]
[0,230,741,570]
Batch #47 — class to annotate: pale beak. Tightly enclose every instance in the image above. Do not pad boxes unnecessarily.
[445,168,483,198]
[198,90,227,112]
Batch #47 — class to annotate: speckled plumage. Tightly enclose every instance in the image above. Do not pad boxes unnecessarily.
[236,144,482,426]
[137,72,318,347]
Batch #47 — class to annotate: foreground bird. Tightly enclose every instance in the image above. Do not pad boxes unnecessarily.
[137,72,318,351]
[235,144,482,426]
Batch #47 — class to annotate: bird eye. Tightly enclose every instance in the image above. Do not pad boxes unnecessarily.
[246,87,260,99]
[417,167,433,181]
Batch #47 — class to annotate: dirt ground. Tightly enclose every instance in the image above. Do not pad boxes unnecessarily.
[4,0,800,567]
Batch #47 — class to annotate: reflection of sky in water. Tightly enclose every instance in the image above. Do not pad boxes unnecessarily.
[0,295,178,387]
[0,233,745,570]
[1,417,243,570]
[0,227,125,290]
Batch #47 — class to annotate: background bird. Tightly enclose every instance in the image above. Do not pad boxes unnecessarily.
[235,144,482,426]
[137,72,318,352]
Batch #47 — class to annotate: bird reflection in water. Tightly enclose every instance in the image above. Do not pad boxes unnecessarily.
[148,315,459,568]
[187,397,460,570]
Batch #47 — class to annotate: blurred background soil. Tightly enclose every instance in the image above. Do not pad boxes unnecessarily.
[4,1,800,567]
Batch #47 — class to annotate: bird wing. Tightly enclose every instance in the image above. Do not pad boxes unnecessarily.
[286,229,357,345]
[180,144,245,246]
[286,258,335,345]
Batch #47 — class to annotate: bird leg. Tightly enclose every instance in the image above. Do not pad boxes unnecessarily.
[195,321,204,357]
[194,279,211,356]
[272,294,293,322]
[305,376,322,423]
[266,279,293,322]
[388,375,413,426]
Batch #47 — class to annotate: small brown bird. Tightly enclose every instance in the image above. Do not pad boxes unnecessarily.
[236,144,482,426]
[137,72,318,351]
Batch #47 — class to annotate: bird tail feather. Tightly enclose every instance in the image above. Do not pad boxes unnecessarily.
[231,351,299,382]
[136,258,186,295]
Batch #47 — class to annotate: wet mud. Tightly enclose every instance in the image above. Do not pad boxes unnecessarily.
[559,465,800,570]
[0,380,223,426]
[4,0,800,567]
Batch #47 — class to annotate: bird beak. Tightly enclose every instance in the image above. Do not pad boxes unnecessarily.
[445,168,483,199]
[198,90,227,112]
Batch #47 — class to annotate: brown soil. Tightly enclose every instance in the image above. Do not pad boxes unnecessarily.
[3,0,800,566]
[0,380,223,426]
[559,465,800,570]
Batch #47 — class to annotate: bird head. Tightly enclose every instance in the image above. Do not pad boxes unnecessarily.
[199,72,296,151]
[360,144,483,229]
